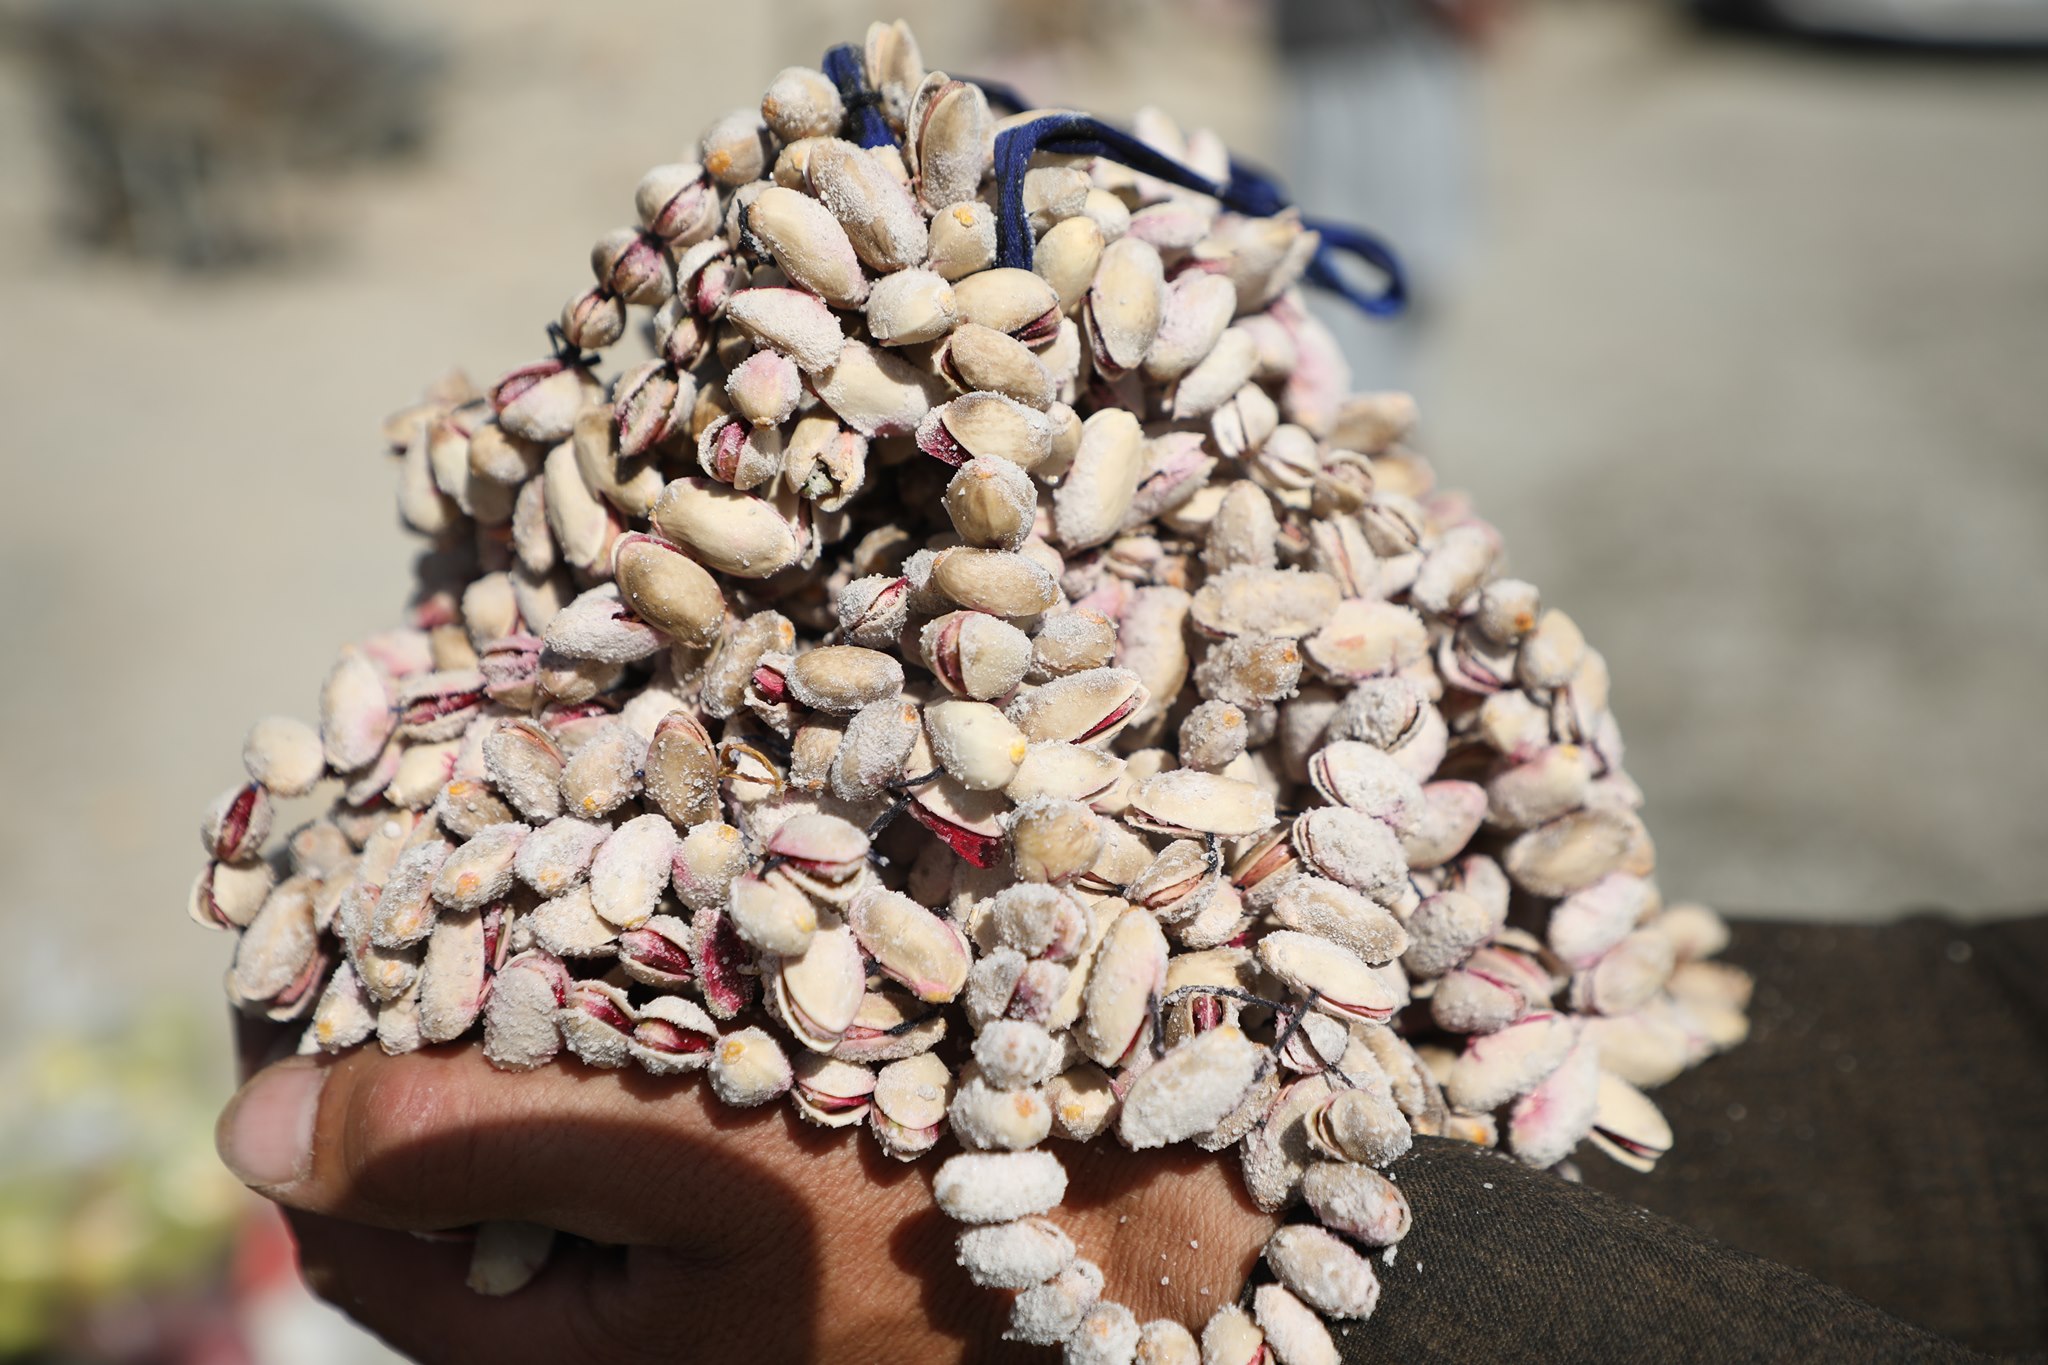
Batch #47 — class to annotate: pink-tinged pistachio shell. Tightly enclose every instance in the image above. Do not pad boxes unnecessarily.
[833,987,948,1064]
[560,286,625,352]
[985,884,1090,962]
[1431,943,1548,1035]
[321,647,397,772]
[837,574,913,649]
[934,1149,1068,1224]
[491,359,598,445]
[242,717,325,798]
[729,873,820,956]
[1655,901,1732,962]
[1301,1161,1411,1248]
[724,287,845,374]
[1256,931,1399,1025]
[764,811,870,888]
[1053,409,1146,551]
[1250,1286,1336,1365]
[651,478,805,580]
[1571,927,1678,1017]
[790,1053,878,1128]
[708,1026,793,1106]
[767,919,865,1052]
[528,885,618,960]
[556,979,635,1069]
[1006,1257,1104,1347]
[1446,1010,1577,1112]
[1144,272,1238,383]
[806,137,928,272]
[615,913,695,991]
[1007,668,1147,747]
[1191,567,1341,640]
[1508,1034,1601,1169]
[1084,235,1167,376]
[1588,1070,1673,1172]
[201,782,273,862]
[915,170,995,259]
[904,73,988,210]
[1305,1085,1412,1167]
[431,823,526,913]
[865,267,959,346]
[1485,744,1595,832]
[916,392,1055,471]
[393,670,487,744]
[1400,888,1498,979]
[590,226,673,307]
[1398,781,1488,871]
[922,611,1034,701]
[741,185,868,307]
[1127,771,1275,840]
[870,1051,955,1159]
[1549,873,1655,969]
[1272,876,1408,965]
[951,267,1061,344]
[1504,808,1656,898]
[1264,1226,1383,1322]
[684,903,754,1021]
[628,995,719,1077]
[1117,1025,1263,1150]
[1078,907,1169,1067]
[1307,742,1423,832]
[943,455,1036,551]
[955,1217,1075,1290]
[1200,1304,1267,1365]
[636,161,717,244]
[850,887,972,1002]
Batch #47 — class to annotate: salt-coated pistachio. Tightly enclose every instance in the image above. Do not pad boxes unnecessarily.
[955,1216,1075,1290]
[1264,1225,1383,1321]
[865,267,958,346]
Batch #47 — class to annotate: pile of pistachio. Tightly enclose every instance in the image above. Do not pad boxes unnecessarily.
[191,21,1752,1362]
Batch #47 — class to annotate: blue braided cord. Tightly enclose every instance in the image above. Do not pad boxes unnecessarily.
[989,111,1405,319]
[822,44,897,149]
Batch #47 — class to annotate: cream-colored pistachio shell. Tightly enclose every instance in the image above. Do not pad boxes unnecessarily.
[924,698,1029,791]
[812,338,941,438]
[769,920,866,1052]
[1033,215,1105,312]
[723,286,846,374]
[1007,668,1146,746]
[1118,1025,1264,1149]
[807,137,929,272]
[729,874,820,956]
[787,645,904,713]
[942,323,1056,409]
[1263,1225,1383,1322]
[864,267,958,346]
[933,1150,1068,1224]
[930,548,1060,618]
[1191,567,1341,640]
[849,887,972,1003]
[952,267,1060,342]
[1084,235,1167,375]
[1272,876,1409,966]
[651,478,803,579]
[743,185,868,308]
[927,200,998,280]
[1052,409,1145,551]
[1257,930,1399,1025]
[1504,808,1655,898]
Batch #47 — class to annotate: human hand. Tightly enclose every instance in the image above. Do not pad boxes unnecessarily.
[216,1039,1275,1363]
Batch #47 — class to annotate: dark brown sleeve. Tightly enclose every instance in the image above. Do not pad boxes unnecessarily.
[1579,914,2048,1357]
[1318,1136,1984,1364]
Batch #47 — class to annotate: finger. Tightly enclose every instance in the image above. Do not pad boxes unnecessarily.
[287,1210,608,1363]
[231,1007,300,1084]
[215,1043,913,1245]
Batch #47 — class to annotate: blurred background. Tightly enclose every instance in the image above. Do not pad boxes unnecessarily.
[0,0,2041,1358]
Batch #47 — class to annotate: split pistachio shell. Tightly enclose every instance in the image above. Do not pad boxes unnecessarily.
[652,478,804,579]
[1078,907,1168,1067]
[1257,931,1399,1025]
[1127,771,1275,839]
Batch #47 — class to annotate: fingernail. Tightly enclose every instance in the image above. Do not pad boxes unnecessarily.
[218,1058,326,1189]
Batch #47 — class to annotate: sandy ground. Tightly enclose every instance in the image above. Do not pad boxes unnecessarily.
[0,0,2042,1353]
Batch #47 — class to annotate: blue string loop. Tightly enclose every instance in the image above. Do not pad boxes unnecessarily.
[822,44,897,150]
[988,111,1405,319]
